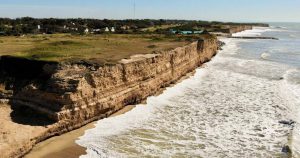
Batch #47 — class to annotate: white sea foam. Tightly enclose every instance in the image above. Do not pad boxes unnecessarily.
[77,37,297,158]
[232,27,272,37]
[278,69,300,157]
[282,69,300,111]
[261,52,271,60]
[218,38,240,55]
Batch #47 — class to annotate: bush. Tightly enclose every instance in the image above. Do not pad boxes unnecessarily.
[151,37,163,41]
[147,45,157,48]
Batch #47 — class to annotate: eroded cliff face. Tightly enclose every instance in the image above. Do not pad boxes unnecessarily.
[9,37,218,123]
[0,36,218,158]
[225,25,253,34]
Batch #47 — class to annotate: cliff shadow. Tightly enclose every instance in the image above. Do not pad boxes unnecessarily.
[0,56,58,126]
[9,103,56,126]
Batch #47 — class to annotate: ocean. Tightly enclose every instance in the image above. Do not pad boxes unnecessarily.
[76,23,300,158]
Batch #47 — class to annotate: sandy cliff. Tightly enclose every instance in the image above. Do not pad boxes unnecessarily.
[223,25,253,34]
[0,36,218,158]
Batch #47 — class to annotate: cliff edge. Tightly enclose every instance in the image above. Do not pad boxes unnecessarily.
[0,36,218,158]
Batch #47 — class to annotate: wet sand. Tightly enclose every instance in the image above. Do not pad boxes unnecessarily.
[25,105,136,158]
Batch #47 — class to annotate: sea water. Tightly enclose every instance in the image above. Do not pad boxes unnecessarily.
[77,23,300,158]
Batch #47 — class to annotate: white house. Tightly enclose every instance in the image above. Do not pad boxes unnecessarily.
[111,27,115,32]
[84,28,89,34]
[93,29,101,32]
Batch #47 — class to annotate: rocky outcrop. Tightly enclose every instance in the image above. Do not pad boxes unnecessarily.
[0,36,218,158]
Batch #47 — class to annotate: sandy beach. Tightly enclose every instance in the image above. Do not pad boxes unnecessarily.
[24,105,136,158]
[0,103,49,158]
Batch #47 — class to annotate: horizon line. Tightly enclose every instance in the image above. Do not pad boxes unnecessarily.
[0,16,300,24]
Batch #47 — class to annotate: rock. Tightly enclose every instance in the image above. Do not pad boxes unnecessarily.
[282,145,291,154]
[258,134,265,137]
[279,120,295,126]
[217,41,225,50]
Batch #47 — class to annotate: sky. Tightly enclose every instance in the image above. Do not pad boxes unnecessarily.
[0,0,299,22]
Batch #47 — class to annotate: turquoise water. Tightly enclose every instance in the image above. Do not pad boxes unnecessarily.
[77,23,300,158]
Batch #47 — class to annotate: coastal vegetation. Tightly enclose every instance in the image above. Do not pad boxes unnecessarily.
[0,34,204,63]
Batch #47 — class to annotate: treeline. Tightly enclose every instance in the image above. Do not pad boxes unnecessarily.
[0,17,190,35]
[0,17,268,36]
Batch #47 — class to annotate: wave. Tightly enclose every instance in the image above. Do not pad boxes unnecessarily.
[232,27,272,37]
[232,26,286,37]
[261,52,271,60]
[219,38,240,55]
[280,69,300,157]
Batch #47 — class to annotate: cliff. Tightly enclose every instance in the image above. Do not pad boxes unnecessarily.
[0,36,218,158]
[222,25,253,34]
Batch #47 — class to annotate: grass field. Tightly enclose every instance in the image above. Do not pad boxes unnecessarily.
[141,24,182,32]
[0,34,193,64]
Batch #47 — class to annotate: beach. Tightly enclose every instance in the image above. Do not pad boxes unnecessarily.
[25,105,136,158]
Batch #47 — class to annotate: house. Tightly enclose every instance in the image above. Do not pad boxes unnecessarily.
[84,28,89,34]
[193,30,204,34]
[180,31,193,35]
[91,29,101,34]
[111,27,115,32]
[93,29,101,32]
[121,25,130,30]
[170,29,178,34]
[170,29,204,35]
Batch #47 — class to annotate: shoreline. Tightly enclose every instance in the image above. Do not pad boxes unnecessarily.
[24,69,199,158]
[25,105,136,158]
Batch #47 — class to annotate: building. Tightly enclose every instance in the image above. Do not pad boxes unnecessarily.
[180,31,193,35]
[84,28,89,34]
[193,30,204,34]
[170,29,204,35]
[111,27,115,32]
[121,25,130,30]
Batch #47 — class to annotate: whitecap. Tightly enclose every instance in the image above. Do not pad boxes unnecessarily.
[261,52,271,60]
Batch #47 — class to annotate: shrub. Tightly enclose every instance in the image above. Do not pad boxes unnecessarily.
[147,45,157,48]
